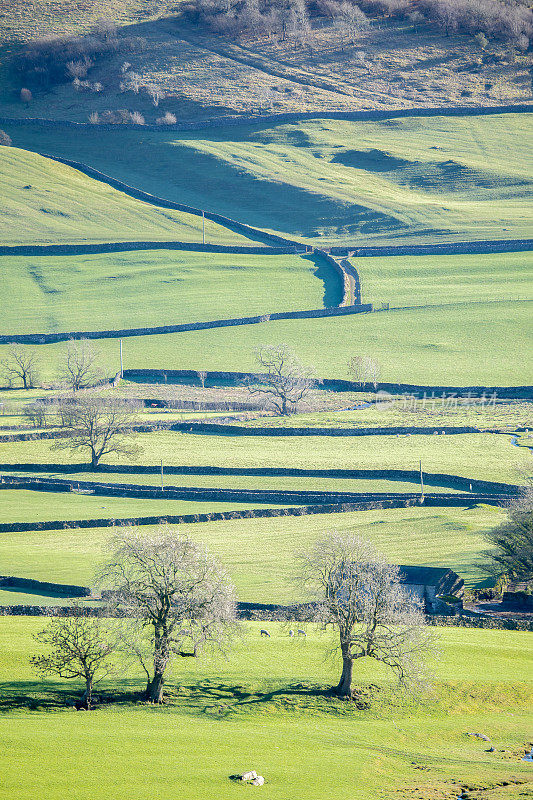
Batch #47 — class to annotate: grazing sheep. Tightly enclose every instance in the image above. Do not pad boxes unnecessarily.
[260,629,271,637]
[297,629,306,637]
[289,629,294,637]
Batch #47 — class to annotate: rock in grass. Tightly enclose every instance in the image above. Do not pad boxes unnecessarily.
[251,776,265,786]
[465,732,490,741]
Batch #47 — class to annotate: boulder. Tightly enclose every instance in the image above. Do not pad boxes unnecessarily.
[240,771,257,782]
[251,776,265,786]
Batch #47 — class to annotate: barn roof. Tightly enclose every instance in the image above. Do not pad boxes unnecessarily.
[398,566,464,597]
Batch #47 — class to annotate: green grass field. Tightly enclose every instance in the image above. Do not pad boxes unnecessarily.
[0,148,255,246]
[3,113,532,246]
[0,504,507,599]
[3,297,529,385]
[0,619,531,800]
[352,251,533,310]
[1,429,526,484]
[0,249,330,334]
[0,489,285,525]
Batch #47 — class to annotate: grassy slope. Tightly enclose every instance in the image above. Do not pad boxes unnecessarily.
[0,505,506,598]
[0,250,328,334]
[0,148,256,245]
[3,113,532,246]
[0,619,531,800]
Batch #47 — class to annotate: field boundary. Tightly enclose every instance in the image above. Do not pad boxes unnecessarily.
[1,102,532,132]
[0,302,371,345]
[122,369,533,398]
[0,242,304,256]
[0,462,521,494]
[0,493,509,534]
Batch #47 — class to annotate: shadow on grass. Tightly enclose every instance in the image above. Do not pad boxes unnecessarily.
[0,680,145,713]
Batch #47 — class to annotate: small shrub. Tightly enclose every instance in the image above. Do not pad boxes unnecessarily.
[474,31,488,49]
[88,111,100,124]
[0,129,12,146]
[156,111,177,125]
[20,87,32,104]
[130,111,145,125]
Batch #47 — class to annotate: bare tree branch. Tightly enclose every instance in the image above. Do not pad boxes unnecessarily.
[246,344,318,415]
[296,532,436,699]
[99,526,239,703]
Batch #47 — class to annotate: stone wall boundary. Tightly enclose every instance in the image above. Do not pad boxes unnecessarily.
[123,369,533,399]
[0,303,371,346]
[1,102,532,133]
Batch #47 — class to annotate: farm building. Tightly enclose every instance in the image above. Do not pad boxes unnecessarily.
[399,565,464,612]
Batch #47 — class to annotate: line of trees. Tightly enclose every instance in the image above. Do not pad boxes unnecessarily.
[31,528,435,708]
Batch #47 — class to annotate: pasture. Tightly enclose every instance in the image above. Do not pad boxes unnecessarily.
[0,619,531,800]
[0,249,330,334]
[0,505,507,599]
[0,148,255,245]
[0,428,527,484]
[3,113,533,246]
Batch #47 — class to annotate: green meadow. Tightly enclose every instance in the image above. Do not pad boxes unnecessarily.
[4,297,530,385]
[352,250,533,310]
[0,249,330,334]
[0,148,255,246]
[0,429,526,484]
[3,113,532,246]
[0,505,507,599]
[0,619,531,800]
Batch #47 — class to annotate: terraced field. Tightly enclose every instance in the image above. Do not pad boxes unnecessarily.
[0,79,532,800]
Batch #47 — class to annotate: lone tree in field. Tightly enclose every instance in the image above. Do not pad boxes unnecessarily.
[484,491,533,582]
[247,344,317,415]
[1,344,39,389]
[348,355,381,389]
[100,527,238,703]
[54,396,139,469]
[298,532,434,699]
[59,339,104,391]
[31,614,116,709]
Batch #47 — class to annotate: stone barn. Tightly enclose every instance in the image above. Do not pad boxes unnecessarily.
[398,565,464,612]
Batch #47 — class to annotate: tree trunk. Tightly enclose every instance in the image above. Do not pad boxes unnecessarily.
[336,651,353,699]
[145,670,165,703]
[80,678,93,710]
[91,449,100,470]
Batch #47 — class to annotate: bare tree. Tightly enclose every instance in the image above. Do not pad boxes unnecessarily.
[66,56,93,79]
[297,532,435,699]
[30,614,117,709]
[332,2,370,43]
[59,340,103,391]
[0,129,12,146]
[247,344,317,415]
[197,370,207,388]
[53,396,139,469]
[99,527,238,703]
[348,355,381,389]
[120,70,141,93]
[22,400,48,429]
[1,345,39,389]
[145,85,165,107]
[156,111,177,125]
